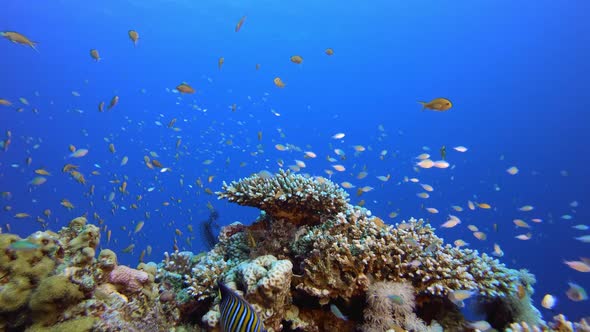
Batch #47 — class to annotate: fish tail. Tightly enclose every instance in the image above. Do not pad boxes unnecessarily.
[418,101,426,111]
[29,42,39,53]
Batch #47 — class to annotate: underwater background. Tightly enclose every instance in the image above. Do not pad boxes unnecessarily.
[1,0,589,324]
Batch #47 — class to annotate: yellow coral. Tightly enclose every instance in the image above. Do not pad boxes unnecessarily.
[29,275,84,325]
[0,276,32,312]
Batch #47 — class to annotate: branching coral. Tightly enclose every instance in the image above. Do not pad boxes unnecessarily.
[216,169,349,225]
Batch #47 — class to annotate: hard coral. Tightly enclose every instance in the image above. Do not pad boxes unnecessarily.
[109,265,150,293]
[217,169,349,226]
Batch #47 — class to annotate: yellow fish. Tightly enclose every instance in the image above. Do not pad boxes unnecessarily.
[1,31,38,52]
[128,30,139,46]
[419,98,452,112]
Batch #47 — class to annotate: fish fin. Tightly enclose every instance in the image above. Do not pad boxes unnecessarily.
[29,42,39,53]
[418,101,427,111]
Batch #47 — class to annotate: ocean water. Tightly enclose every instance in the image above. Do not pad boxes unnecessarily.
[1,0,589,323]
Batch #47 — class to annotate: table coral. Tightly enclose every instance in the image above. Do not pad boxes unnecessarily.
[217,169,349,225]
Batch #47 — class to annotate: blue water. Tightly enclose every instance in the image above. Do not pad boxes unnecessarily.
[1,0,589,322]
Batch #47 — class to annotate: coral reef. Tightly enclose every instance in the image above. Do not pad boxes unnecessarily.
[2,170,587,332]
[181,170,549,331]
[0,216,179,331]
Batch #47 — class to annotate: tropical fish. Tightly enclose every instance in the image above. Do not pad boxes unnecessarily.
[566,282,588,302]
[290,55,303,64]
[69,148,89,158]
[218,281,266,332]
[235,16,246,32]
[541,294,557,309]
[330,303,348,321]
[273,77,285,88]
[176,83,195,94]
[438,146,446,161]
[1,31,38,52]
[418,98,452,112]
[108,96,119,110]
[90,49,100,61]
[325,48,334,56]
[8,240,40,251]
[128,30,139,46]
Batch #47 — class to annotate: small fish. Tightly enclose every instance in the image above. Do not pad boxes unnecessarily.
[453,146,468,152]
[518,205,534,212]
[441,215,461,228]
[387,294,404,305]
[98,101,105,112]
[506,166,519,175]
[572,225,589,231]
[90,49,100,61]
[8,240,40,251]
[218,56,224,70]
[418,98,452,112]
[290,55,303,64]
[492,243,504,257]
[330,303,348,321]
[128,30,139,46]
[235,16,247,32]
[325,48,334,56]
[176,83,195,94]
[575,235,590,243]
[564,260,590,272]
[108,96,119,110]
[332,132,345,139]
[273,77,286,88]
[566,282,588,302]
[541,294,557,309]
[69,148,89,158]
[440,145,446,160]
[218,281,266,331]
[1,31,38,52]
[14,213,31,218]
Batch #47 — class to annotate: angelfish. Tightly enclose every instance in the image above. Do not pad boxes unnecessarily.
[218,281,266,332]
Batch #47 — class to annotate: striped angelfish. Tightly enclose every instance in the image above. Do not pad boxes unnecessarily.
[218,281,267,332]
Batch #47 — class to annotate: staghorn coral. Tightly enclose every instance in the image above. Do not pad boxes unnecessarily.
[216,169,349,225]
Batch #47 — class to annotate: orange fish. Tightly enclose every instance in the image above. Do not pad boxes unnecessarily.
[273,77,285,88]
[176,83,195,94]
[235,16,246,32]
[1,31,38,52]
[128,30,139,46]
[419,98,453,112]
[108,96,119,110]
[290,55,303,64]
